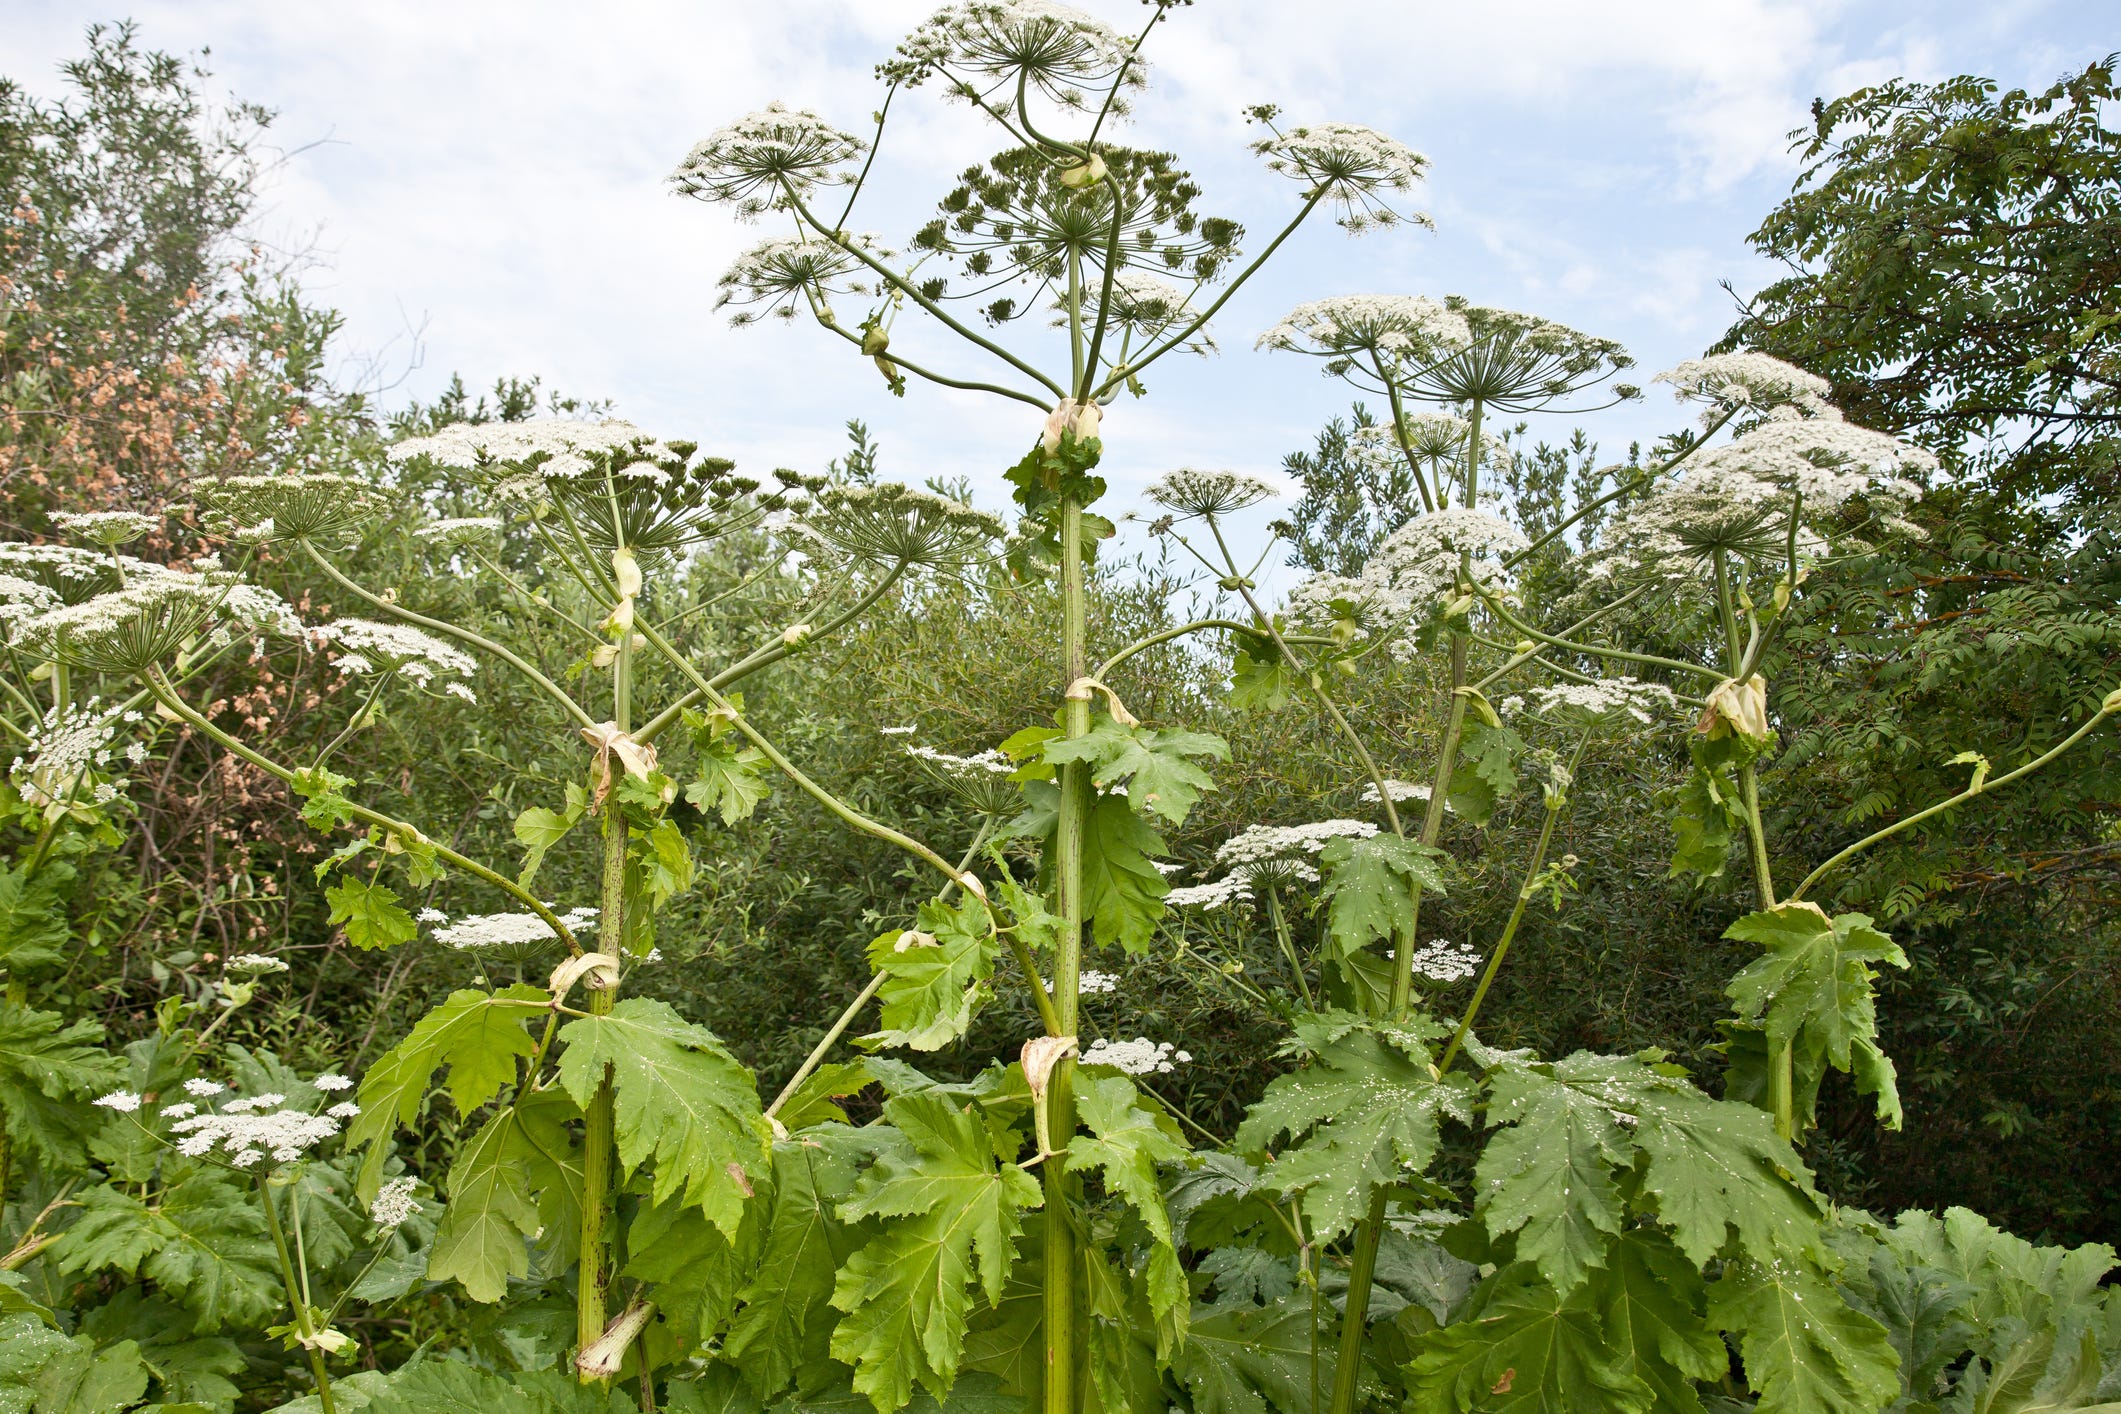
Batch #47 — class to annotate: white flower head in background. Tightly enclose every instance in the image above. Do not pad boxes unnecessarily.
[12,699,129,808]
[1653,352,1832,420]
[1072,969,1118,994]
[0,543,128,606]
[431,906,599,964]
[1405,938,1482,983]
[1356,507,1530,625]
[193,473,393,544]
[1053,272,1215,356]
[1144,468,1284,521]
[716,233,893,326]
[1163,875,1252,910]
[1251,119,1431,233]
[52,510,160,547]
[1081,1036,1190,1074]
[1512,677,1680,731]
[1257,295,1471,380]
[94,1090,143,1113]
[669,103,868,218]
[881,1,1144,110]
[1408,301,1635,413]
[415,517,503,546]
[370,1176,422,1230]
[10,570,304,675]
[315,618,478,696]
[227,953,291,975]
[808,483,1006,569]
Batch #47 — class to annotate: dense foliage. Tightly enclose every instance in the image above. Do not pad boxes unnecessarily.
[0,13,2116,1414]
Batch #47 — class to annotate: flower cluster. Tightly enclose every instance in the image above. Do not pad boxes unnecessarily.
[1071,970,1118,994]
[370,1176,422,1230]
[808,483,1006,568]
[0,573,62,626]
[1164,875,1253,910]
[1360,779,1432,805]
[0,543,127,605]
[907,744,1013,777]
[716,234,891,326]
[1213,819,1379,871]
[100,1069,360,1171]
[315,619,479,700]
[416,517,503,545]
[227,953,290,975]
[1257,295,1471,379]
[1350,414,1513,481]
[1508,677,1679,729]
[1251,121,1431,233]
[1081,1036,1190,1075]
[11,699,142,807]
[1653,353,1832,419]
[1404,938,1481,983]
[1358,507,1530,617]
[10,570,305,675]
[880,1,1143,108]
[1145,468,1283,521]
[429,906,599,963]
[193,473,395,544]
[1410,301,1634,412]
[52,510,160,546]
[669,103,867,217]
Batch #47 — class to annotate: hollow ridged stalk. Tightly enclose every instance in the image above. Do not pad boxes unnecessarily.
[1044,495,1088,1414]
[1330,403,1485,1414]
[258,1173,336,1414]
[577,631,630,1377]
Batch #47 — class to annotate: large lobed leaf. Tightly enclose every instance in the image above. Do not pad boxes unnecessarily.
[1041,711,1230,826]
[425,1088,582,1302]
[0,999,124,1172]
[1317,835,1449,956]
[863,895,998,1053]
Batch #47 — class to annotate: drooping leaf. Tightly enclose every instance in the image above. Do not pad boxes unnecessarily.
[361,1360,634,1413]
[513,805,578,887]
[556,997,769,1232]
[1317,835,1449,956]
[348,985,548,1196]
[1860,1206,2114,1360]
[325,875,418,951]
[1235,1018,1474,1242]
[1070,1073,1191,1349]
[1632,1080,1826,1270]
[0,999,122,1172]
[1174,1294,1333,1414]
[1229,639,1295,714]
[1041,712,1229,826]
[1708,1256,1901,1414]
[723,1129,870,1402]
[1724,903,1910,1129]
[1595,1229,1726,1414]
[1476,1051,1641,1295]
[863,895,998,1052]
[828,1091,1043,1413]
[426,1103,545,1302]
[1006,781,1170,954]
[1406,1262,1656,1414]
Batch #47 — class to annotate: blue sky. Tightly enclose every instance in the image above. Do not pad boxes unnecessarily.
[7,1,2113,582]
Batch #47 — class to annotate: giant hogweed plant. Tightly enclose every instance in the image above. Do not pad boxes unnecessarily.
[662,4,2121,1410]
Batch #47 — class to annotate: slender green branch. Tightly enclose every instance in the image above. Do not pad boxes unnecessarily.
[1094,617,1332,681]
[1788,701,2119,903]
[257,1174,336,1414]
[301,541,595,730]
[819,318,1054,409]
[1480,592,1724,683]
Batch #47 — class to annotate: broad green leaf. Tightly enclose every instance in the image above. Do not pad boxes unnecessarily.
[512,805,576,887]
[1234,1019,1474,1242]
[0,862,71,974]
[325,875,417,951]
[626,1193,762,1350]
[685,740,771,826]
[1724,903,1909,1129]
[49,1185,170,1279]
[362,1361,634,1413]
[1406,1262,1656,1414]
[290,765,359,832]
[1595,1229,1726,1414]
[426,1103,543,1302]
[1173,1294,1332,1414]
[1863,1206,2114,1358]
[1042,712,1229,826]
[829,1091,1042,1413]
[1661,751,1745,880]
[772,1060,874,1134]
[349,985,547,1197]
[1317,835,1448,956]
[147,1170,281,1333]
[1202,1247,1299,1308]
[1708,1256,1900,1414]
[1446,718,1524,826]
[1476,1052,1639,1294]
[1847,1248,1975,1407]
[1947,1327,2121,1414]
[863,895,997,1052]
[1071,1073,1191,1350]
[1633,1081,1825,1269]
[666,1366,765,1414]
[0,1000,122,1172]
[1007,782,1170,953]
[556,997,769,1232]
[723,1129,869,1402]
[74,1287,246,1410]
[17,1329,148,1414]
[1228,639,1294,714]
[749,1371,1020,1413]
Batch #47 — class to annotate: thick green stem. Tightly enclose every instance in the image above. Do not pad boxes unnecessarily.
[1045,495,1089,1414]
[257,1173,336,1414]
[1712,549,1776,912]
[577,631,631,1379]
[1263,883,1313,1010]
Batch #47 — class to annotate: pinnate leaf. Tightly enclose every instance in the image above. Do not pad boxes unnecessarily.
[863,896,997,1052]
[1317,835,1448,956]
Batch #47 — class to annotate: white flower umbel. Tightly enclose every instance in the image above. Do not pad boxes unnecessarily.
[907,745,1014,777]
[1053,272,1214,355]
[881,1,1142,109]
[0,543,129,605]
[316,618,479,693]
[808,483,1006,568]
[1653,353,1832,418]
[1163,876,1252,910]
[52,511,160,547]
[1710,408,1937,502]
[0,573,62,627]
[1357,507,1530,619]
[1251,121,1431,233]
[1360,779,1434,805]
[183,1079,225,1097]
[431,906,599,964]
[1213,819,1379,871]
[907,743,1017,815]
[388,418,652,478]
[94,1090,143,1112]
[194,473,394,544]
[312,1073,354,1092]
[1145,468,1284,521]
[1405,939,1481,983]
[169,1104,341,1167]
[1350,414,1513,481]
[370,1176,422,1230]
[716,234,891,326]
[1074,970,1118,994]
[227,953,291,975]
[1513,677,1679,729]
[1411,301,1634,413]
[415,517,503,545]
[1257,295,1471,380]
[1081,1036,1191,1074]
[11,571,304,675]
[12,699,129,807]
[669,103,867,218]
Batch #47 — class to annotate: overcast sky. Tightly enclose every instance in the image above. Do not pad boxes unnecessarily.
[7,2,2112,568]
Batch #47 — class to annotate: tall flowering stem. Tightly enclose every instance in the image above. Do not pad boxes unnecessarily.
[257,1172,338,1414]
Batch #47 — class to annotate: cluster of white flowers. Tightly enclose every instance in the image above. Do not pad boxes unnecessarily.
[716,234,891,325]
[1350,414,1513,479]
[1251,121,1431,233]
[388,418,657,488]
[808,483,1006,568]
[1052,272,1213,355]
[315,618,479,700]
[1404,938,1482,983]
[1354,507,1531,625]
[1213,819,1378,871]
[880,1,1142,104]
[1510,677,1679,728]
[1081,1036,1190,1074]
[314,1073,354,1091]
[1075,970,1118,994]
[416,517,503,544]
[879,725,918,735]
[100,1070,360,1170]
[1702,407,1936,505]
[227,953,290,975]
[1144,468,1284,521]
[431,906,599,952]
[10,699,140,807]
[907,744,1013,777]
[9,570,304,675]
[1360,779,1431,805]
[1653,353,1832,418]
[0,573,62,627]
[670,103,867,216]
[1257,295,1471,370]
[52,510,160,546]
[1164,875,1252,910]
[193,473,394,543]
[0,543,122,605]
[94,1090,143,1112]
[370,1175,422,1230]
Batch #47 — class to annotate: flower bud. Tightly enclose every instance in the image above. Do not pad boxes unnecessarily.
[611,548,642,600]
[1058,152,1108,189]
[861,324,890,357]
[590,643,618,669]
[781,622,812,646]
